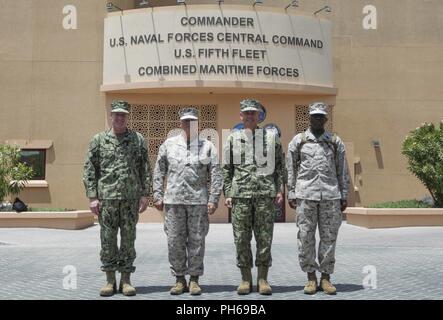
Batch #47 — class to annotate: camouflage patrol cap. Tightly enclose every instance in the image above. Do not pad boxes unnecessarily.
[240,99,262,112]
[111,100,130,114]
[179,107,199,120]
[309,102,328,115]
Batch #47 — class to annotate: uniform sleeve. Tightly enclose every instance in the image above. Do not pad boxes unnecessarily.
[139,135,152,197]
[337,138,350,201]
[273,136,285,194]
[83,135,100,199]
[208,143,223,205]
[286,138,299,200]
[153,143,168,202]
[222,135,234,198]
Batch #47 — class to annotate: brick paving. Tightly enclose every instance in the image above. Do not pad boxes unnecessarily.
[1,222,443,300]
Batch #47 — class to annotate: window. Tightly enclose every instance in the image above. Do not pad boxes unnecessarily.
[20,149,46,180]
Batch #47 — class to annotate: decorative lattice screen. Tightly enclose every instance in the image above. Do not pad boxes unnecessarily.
[129,104,218,207]
[294,105,334,134]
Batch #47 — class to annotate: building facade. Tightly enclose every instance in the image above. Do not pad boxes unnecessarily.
[1,0,442,222]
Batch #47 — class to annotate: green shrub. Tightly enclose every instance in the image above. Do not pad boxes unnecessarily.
[368,200,433,208]
[402,122,443,208]
[0,145,34,202]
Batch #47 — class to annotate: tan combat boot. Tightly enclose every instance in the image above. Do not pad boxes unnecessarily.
[303,272,318,295]
[319,273,337,295]
[257,266,272,295]
[119,272,136,296]
[189,275,202,296]
[170,276,188,295]
[237,268,253,295]
[100,271,117,297]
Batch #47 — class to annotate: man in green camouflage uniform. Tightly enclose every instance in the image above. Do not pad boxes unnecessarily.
[222,99,284,295]
[153,108,222,296]
[286,102,350,295]
[83,100,151,297]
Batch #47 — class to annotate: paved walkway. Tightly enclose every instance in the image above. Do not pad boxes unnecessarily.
[1,222,442,300]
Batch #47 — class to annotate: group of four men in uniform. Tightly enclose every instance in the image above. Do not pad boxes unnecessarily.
[83,99,349,297]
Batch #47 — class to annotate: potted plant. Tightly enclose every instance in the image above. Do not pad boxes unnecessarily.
[402,121,443,208]
[0,144,94,229]
[0,144,33,210]
[346,122,443,228]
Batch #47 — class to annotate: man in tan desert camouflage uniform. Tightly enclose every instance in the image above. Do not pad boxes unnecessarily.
[153,107,222,296]
[286,102,350,295]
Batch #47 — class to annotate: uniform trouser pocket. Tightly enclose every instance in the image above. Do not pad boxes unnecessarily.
[232,198,275,268]
[164,204,208,276]
[317,199,342,274]
[295,199,319,273]
[295,199,342,274]
[99,199,138,273]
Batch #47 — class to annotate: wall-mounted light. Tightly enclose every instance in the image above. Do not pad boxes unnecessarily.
[371,139,381,148]
[314,5,332,16]
[106,2,123,12]
[253,0,264,7]
[139,0,150,7]
[285,0,299,11]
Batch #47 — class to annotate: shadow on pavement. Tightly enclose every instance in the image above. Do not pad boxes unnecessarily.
[135,285,239,294]
[334,283,365,292]
[134,284,364,294]
[135,286,173,294]
[200,285,238,293]
[272,285,305,293]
